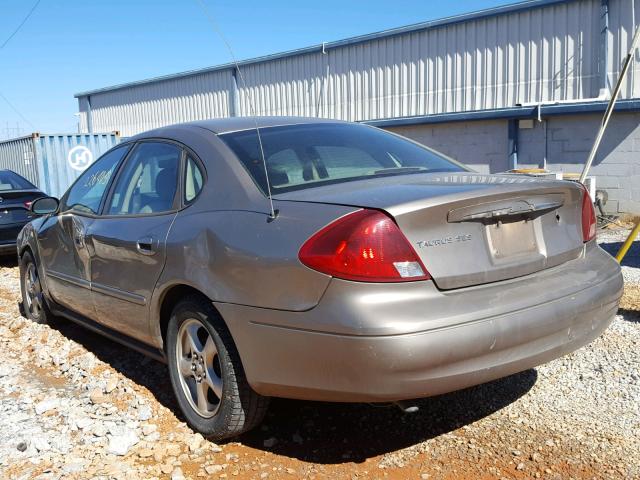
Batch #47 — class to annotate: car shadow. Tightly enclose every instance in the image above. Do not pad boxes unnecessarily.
[617,308,640,323]
[599,237,640,322]
[0,254,19,268]
[42,315,539,463]
[599,240,640,268]
[239,370,537,463]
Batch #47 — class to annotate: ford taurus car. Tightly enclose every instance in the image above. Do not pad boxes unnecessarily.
[17,117,623,439]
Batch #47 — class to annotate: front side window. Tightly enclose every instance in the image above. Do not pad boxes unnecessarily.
[62,145,129,214]
[108,142,181,215]
[219,123,466,194]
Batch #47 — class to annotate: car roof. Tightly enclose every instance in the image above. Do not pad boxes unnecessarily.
[129,116,347,140]
[178,116,346,134]
[0,169,29,179]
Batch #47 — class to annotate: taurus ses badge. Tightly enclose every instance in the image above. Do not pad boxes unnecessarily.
[417,234,472,248]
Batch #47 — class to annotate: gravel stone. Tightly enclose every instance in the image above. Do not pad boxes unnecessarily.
[34,397,60,414]
[32,436,51,452]
[74,416,93,430]
[188,432,205,452]
[107,428,139,456]
[205,464,223,474]
[105,376,118,393]
[89,388,107,405]
[171,467,185,480]
[263,437,278,448]
[137,404,152,421]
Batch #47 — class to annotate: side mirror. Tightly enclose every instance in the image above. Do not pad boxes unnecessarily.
[31,197,59,215]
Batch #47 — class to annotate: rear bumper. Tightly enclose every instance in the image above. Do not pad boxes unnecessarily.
[0,221,28,255]
[216,244,623,402]
[0,243,17,254]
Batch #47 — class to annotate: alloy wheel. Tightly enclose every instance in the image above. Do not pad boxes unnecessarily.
[176,318,223,418]
[24,263,43,320]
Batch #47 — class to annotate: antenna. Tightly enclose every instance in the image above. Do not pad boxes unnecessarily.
[195,0,276,219]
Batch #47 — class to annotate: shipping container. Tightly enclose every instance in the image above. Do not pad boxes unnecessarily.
[0,132,120,198]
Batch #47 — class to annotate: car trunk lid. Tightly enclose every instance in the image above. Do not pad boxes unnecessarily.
[276,172,585,289]
[0,189,41,225]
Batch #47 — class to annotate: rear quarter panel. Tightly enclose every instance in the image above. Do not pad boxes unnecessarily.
[150,200,357,344]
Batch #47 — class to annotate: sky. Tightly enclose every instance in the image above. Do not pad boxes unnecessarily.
[0,0,512,138]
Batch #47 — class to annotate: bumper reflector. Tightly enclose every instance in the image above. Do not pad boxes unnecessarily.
[393,261,426,278]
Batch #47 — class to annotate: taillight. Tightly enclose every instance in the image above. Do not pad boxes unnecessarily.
[298,209,430,282]
[23,201,32,210]
[581,185,596,242]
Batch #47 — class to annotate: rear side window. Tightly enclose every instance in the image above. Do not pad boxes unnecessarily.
[108,142,181,215]
[184,156,204,203]
[62,145,129,214]
[219,123,465,194]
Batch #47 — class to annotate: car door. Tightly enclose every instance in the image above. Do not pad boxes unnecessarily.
[37,145,130,318]
[88,141,182,343]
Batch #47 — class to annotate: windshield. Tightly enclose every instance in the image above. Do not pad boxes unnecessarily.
[219,123,466,194]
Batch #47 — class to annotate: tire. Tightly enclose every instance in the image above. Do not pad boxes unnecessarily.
[19,251,52,324]
[166,295,269,439]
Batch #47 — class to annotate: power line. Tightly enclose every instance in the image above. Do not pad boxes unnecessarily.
[1,0,42,49]
[0,0,43,132]
[0,90,35,130]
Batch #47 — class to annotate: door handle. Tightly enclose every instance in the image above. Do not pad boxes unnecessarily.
[136,237,155,256]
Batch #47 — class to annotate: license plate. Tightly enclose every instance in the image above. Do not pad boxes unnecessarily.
[486,219,538,259]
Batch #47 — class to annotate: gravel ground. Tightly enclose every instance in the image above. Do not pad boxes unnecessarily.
[0,228,638,480]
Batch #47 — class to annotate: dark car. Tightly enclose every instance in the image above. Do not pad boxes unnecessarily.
[0,169,46,254]
[17,118,622,439]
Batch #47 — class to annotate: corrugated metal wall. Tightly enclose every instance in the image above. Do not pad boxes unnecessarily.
[0,133,119,198]
[78,0,639,135]
[609,0,640,98]
[77,97,89,133]
[84,70,232,137]
[238,0,601,119]
[0,135,39,185]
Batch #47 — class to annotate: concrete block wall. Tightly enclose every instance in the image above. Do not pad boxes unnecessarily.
[518,113,640,214]
[387,112,640,214]
[386,121,509,174]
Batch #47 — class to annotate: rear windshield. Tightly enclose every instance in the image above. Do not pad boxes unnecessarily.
[0,170,36,191]
[219,123,466,194]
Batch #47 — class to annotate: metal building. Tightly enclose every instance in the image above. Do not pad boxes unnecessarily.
[75,0,640,214]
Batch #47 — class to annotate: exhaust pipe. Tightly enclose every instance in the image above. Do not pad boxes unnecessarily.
[394,401,420,413]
